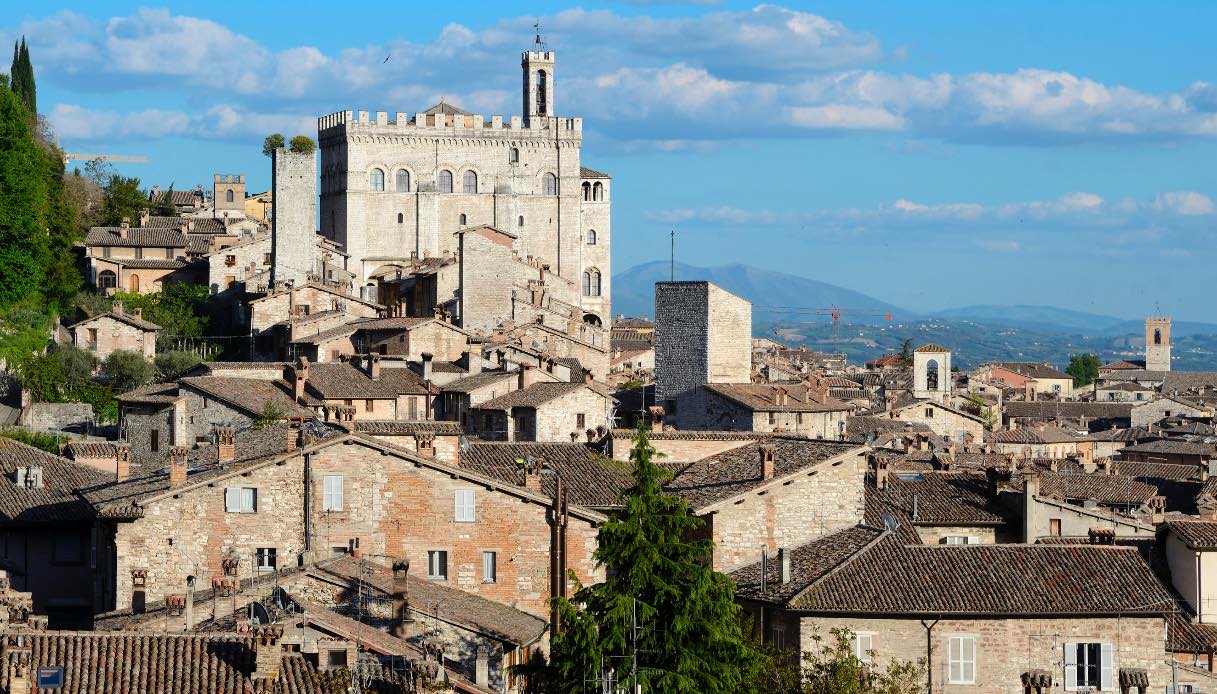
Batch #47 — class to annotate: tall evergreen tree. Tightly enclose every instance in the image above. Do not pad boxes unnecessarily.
[532,426,758,693]
[18,37,34,115]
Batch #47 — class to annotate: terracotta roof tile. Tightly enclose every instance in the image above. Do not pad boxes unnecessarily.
[178,377,314,418]
[1037,472,1158,505]
[870,471,1007,526]
[0,439,113,523]
[1167,519,1217,550]
[459,442,631,508]
[913,343,950,353]
[85,227,188,248]
[1004,401,1133,420]
[350,420,463,436]
[1121,439,1217,457]
[703,383,851,412]
[476,382,592,410]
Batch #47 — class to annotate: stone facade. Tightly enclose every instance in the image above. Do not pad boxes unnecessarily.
[316,50,611,327]
[700,449,867,572]
[272,149,318,286]
[1131,396,1205,428]
[654,281,751,428]
[103,437,603,621]
[1146,316,1171,372]
[69,312,158,361]
[213,174,246,217]
[249,284,381,336]
[207,233,273,293]
[892,402,986,443]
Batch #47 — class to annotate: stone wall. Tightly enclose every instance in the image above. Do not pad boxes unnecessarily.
[608,434,755,463]
[272,149,318,286]
[72,315,156,361]
[708,450,866,572]
[209,234,271,293]
[119,403,174,463]
[894,404,985,442]
[22,402,93,432]
[531,387,609,443]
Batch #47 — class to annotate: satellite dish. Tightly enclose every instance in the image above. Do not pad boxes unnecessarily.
[881,511,900,531]
[248,601,270,624]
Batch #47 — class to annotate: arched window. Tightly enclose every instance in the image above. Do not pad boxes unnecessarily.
[459,214,467,226]
[463,170,478,194]
[593,182,604,201]
[395,169,410,192]
[98,270,116,289]
[582,182,591,201]
[925,359,939,391]
[536,70,548,115]
[587,229,597,245]
[369,168,385,192]
[517,215,524,227]
[225,189,234,203]
[1154,328,1162,345]
[509,148,519,163]
[438,170,453,193]
[582,269,601,297]
[542,172,557,196]
[397,213,404,224]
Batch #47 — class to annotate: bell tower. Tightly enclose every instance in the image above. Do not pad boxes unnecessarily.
[1145,316,1171,372]
[522,29,554,124]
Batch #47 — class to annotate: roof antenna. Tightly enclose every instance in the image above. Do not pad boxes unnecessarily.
[534,21,546,49]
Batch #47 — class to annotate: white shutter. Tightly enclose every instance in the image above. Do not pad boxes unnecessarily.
[334,477,343,511]
[242,488,257,513]
[224,488,239,512]
[1063,642,1078,691]
[1099,643,1113,691]
[968,536,982,545]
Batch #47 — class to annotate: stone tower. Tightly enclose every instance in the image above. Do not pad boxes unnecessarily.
[1145,316,1171,372]
[522,46,555,123]
[913,343,952,402]
[655,281,752,428]
[213,174,245,217]
[271,149,316,286]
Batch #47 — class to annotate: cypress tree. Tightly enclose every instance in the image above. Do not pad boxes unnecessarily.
[9,41,21,104]
[19,37,34,115]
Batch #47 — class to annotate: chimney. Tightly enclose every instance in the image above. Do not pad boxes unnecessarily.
[775,388,787,407]
[114,443,130,482]
[250,624,284,681]
[760,444,775,480]
[5,644,31,694]
[462,350,477,375]
[1149,496,1166,525]
[112,300,124,316]
[778,547,791,584]
[287,417,302,451]
[216,428,236,464]
[420,352,433,382]
[391,560,410,637]
[119,217,130,239]
[292,357,309,403]
[1022,471,1039,543]
[131,307,142,319]
[369,354,381,380]
[582,368,594,385]
[185,575,196,631]
[518,363,534,391]
[874,456,889,490]
[139,208,149,226]
[169,446,189,486]
[524,459,543,492]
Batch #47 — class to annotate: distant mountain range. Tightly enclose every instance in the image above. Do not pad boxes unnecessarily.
[611,261,1217,369]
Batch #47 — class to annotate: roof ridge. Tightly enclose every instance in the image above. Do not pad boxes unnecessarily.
[787,526,890,606]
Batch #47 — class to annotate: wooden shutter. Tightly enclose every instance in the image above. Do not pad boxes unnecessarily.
[1099,643,1113,691]
[1063,642,1077,691]
[224,488,240,512]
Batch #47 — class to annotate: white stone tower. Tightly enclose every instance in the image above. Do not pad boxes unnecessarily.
[1145,316,1171,372]
[271,148,317,286]
[913,343,952,402]
[522,41,555,124]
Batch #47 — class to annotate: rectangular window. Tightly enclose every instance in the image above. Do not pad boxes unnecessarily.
[263,253,272,265]
[852,633,873,666]
[455,490,476,522]
[322,475,344,512]
[427,550,448,579]
[770,624,785,650]
[365,399,374,413]
[1049,518,1062,536]
[768,412,776,426]
[150,429,160,453]
[165,248,173,259]
[1064,642,1112,690]
[947,636,976,684]
[576,413,586,429]
[408,398,418,419]
[327,650,348,669]
[102,246,111,258]
[483,551,497,583]
[925,407,934,418]
[255,547,277,569]
[134,247,144,260]
[224,487,257,513]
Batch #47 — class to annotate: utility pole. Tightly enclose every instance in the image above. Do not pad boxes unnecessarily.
[670,230,675,281]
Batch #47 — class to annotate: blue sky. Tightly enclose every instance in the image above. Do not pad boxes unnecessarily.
[5,2,1217,320]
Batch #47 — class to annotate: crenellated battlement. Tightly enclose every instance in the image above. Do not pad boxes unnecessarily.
[318,109,581,137]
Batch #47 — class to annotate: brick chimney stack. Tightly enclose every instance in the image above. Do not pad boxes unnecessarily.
[420,352,433,382]
[114,443,130,482]
[518,363,534,391]
[292,357,309,403]
[169,446,189,486]
[286,417,302,451]
[760,444,775,480]
[369,354,381,380]
[216,427,236,464]
[873,456,889,490]
[391,560,410,637]
[524,458,543,492]
[778,547,790,584]
[250,624,284,682]
[119,217,130,239]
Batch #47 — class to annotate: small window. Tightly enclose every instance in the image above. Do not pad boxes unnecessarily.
[593,181,604,201]
[947,636,976,684]
[582,181,591,201]
[768,412,776,426]
[255,547,277,569]
[587,229,596,245]
[459,213,467,226]
[327,650,348,669]
[1049,518,1062,536]
[397,212,404,224]
[517,215,524,227]
[1065,642,1112,690]
[102,246,112,259]
[365,399,374,412]
[576,413,586,429]
[225,189,234,203]
[852,633,873,666]
[455,490,476,522]
[225,487,258,513]
[463,170,478,194]
[925,407,934,418]
[263,253,271,265]
[150,429,160,453]
[582,269,601,297]
[438,170,453,193]
[509,147,519,163]
[134,247,143,260]
[769,624,785,649]
[369,168,385,192]
[427,550,448,579]
[395,169,410,192]
[542,172,557,196]
[98,270,117,288]
[483,551,497,583]
[323,475,344,512]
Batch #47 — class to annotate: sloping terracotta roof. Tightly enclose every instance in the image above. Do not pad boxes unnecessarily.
[441,370,515,394]
[1004,401,1133,420]
[144,215,227,234]
[1122,439,1217,457]
[69,310,161,333]
[178,377,314,419]
[579,166,611,179]
[914,343,950,353]
[732,527,1174,615]
[703,383,851,413]
[994,362,1071,380]
[459,442,631,508]
[0,439,113,524]
[476,382,593,410]
[85,227,188,248]
[1167,519,1217,550]
[115,382,180,405]
[730,525,885,604]
[349,420,463,436]
[303,363,429,399]
[1037,472,1158,505]
[992,427,1086,444]
[665,438,863,510]
[1113,460,1198,481]
[870,471,1007,526]
[423,102,471,116]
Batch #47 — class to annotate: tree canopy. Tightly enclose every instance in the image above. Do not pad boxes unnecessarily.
[1066,352,1102,387]
[262,133,285,157]
[289,135,316,155]
[9,37,35,115]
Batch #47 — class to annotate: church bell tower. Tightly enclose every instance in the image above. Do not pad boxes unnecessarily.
[522,29,555,125]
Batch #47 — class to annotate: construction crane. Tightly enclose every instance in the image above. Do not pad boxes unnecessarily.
[814,305,894,351]
[63,152,150,165]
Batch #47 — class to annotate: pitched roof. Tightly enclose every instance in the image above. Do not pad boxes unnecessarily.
[664,437,863,510]
[1120,439,1217,457]
[703,383,851,413]
[348,420,464,436]
[108,258,188,270]
[69,310,161,333]
[1037,472,1158,505]
[1167,519,1217,550]
[423,102,470,116]
[844,416,932,444]
[732,527,1175,615]
[178,377,314,419]
[306,556,547,646]
[1114,460,1199,481]
[1106,370,1217,393]
[994,362,1071,380]
[1097,381,1155,392]
[871,471,1007,526]
[459,442,631,508]
[992,427,1085,444]
[85,227,188,248]
[441,370,516,394]
[729,526,885,604]
[115,382,180,405]
[0,438,113,523]
[580,166,611,179]
[1004,401,1133,420]
[0,630,379,694]
[476,382,595,410]
[914,343,950,353]
[303,363,429,399]
[144,215,227,234]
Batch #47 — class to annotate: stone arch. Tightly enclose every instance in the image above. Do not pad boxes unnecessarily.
[924,358,940,391]
[437,169,453,193]
[592,181,604,201]
[98,270,116,289]
[583,313,602,327]
[394,168,411,192]
[582,268,601,297]
[462,170,478,194]
[369,168,385,192]
[582,181,591,201]
[542,172,557,196]
[587,229,597,245]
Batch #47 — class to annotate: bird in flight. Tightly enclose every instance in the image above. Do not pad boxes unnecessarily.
[383,54,391,63]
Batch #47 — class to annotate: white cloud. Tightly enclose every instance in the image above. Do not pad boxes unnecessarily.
[48,103,313,143]
[1155,191,1216,216]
